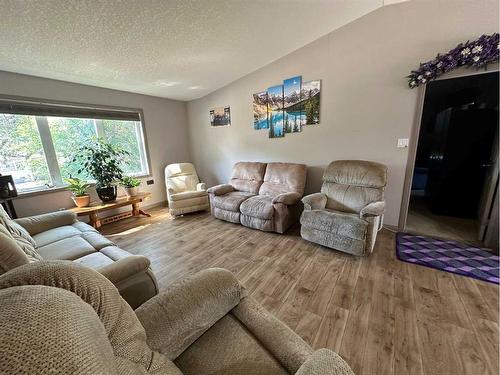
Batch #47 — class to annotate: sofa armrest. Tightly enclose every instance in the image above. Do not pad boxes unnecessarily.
[272,192,302,205]
[207,184,234,196]
[196,182,207,191]
[14,210,77,235]
[98,255,151,284]
[295,349,354,375]
[359,201,385,218]
[232,296,314,374]
[135,268,246,360]
[302,193,327,211]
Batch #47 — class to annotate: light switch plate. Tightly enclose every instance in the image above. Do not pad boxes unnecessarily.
[397,138,409,148]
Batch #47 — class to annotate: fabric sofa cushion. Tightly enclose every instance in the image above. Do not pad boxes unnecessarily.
[166,162,200,194]
[321,183,384,214]
[169,196,209,210]
[14,210,76,236]
[175,314,288,375]
[74,252,115,269]
[213,207,241,223]
[81,231,115,251]
[98,246,129,260]
[229,162,267,194]
[212,191,254,212]
[259,162,307,197]
[0,206,41,262]
[8,232,41,262]
[169,190,207,201]
[323,160,387,188]
[322,160,388,214]
[0,228,30,274]
[240,195,274,220]
[37,236,97,261]
[33,225,83,248]
[71,221,98,233]
[1,216,36,248]
[300,209,368,241]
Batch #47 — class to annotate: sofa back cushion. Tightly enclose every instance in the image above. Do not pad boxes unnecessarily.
[230,162,267,194]
[0,226,30,275]
[259,163,307,198]
[0,206,41,263]
[321,160,387,214]
[165,163,200,195]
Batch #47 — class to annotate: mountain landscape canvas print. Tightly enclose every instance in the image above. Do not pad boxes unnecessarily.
[267,85,284,138]
[283,76,303,133]
[252,76,320,139]
[301,80,321,125]
[210,106,231,127]
[253,91,268,130]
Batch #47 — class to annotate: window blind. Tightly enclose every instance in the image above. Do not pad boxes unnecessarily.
[0,97,141,121]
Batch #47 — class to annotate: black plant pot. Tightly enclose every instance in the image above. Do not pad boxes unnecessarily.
[96,185,117,202]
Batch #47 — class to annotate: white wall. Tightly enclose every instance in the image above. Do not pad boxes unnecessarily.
[186,0,499,226]
[0,71,190,217]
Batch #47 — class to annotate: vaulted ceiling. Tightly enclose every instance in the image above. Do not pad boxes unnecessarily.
[0,0,394,100]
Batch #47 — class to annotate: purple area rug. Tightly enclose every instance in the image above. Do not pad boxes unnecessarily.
[396,232,499,285]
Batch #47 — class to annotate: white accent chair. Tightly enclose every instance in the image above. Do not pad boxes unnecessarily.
[165,163,209,217]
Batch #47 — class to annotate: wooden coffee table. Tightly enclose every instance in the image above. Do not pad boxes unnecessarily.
[70,192,152,228]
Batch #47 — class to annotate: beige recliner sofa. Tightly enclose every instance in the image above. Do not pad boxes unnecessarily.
[300,160,388,256]
[208,162,307,233]
[0,261,354,374]
[0,207,158,308]
[165,162,209,217]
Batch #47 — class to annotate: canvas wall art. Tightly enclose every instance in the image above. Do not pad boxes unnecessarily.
[253,91,268,130]
[283,76,303,133]
[252,75,320,139]
[210,106,231,127]
[301,80,321,125]
[267,85,284,138]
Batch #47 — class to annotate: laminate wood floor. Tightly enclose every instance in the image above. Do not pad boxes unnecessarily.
[101,207,499,375]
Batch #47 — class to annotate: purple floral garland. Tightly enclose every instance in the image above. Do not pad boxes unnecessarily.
[407,33,499,88]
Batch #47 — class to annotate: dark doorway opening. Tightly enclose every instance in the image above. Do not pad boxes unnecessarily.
[406,71,499,251]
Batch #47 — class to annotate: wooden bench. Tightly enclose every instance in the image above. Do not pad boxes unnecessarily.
[70,193,151,228]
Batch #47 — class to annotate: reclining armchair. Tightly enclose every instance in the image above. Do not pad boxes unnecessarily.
[165,163,209,217]
[300,160,388,256]
[0,261,354,374]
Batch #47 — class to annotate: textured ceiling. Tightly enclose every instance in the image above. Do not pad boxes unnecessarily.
[0,0,386,100]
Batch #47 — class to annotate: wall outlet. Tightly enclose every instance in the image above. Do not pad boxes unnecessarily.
[397,138,409,148]
[146,179,154,185]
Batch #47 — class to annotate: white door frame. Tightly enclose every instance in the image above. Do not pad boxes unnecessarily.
[398,68,499,232]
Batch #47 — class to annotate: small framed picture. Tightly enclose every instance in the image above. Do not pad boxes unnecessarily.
[210,106,231,127]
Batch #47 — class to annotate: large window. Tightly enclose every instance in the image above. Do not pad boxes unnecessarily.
[0,101,149,193]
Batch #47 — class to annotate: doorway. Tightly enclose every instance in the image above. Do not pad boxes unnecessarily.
[404,71,499,251]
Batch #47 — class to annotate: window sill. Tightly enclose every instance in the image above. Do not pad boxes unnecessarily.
[14,174,153,199]
[15,186,69,198]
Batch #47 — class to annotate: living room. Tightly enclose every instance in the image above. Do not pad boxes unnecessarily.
[0,1,498,374]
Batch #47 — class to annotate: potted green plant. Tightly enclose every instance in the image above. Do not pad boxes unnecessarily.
[121,176,141,196]
[73,139,127,202]
[65,177,91,207]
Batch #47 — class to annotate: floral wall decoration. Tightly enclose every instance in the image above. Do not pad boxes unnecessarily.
[407,33,499,88]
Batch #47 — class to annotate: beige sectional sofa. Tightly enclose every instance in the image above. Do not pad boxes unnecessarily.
[0,207,158,308]
[0,261,354,374]
[208,162,307,233]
